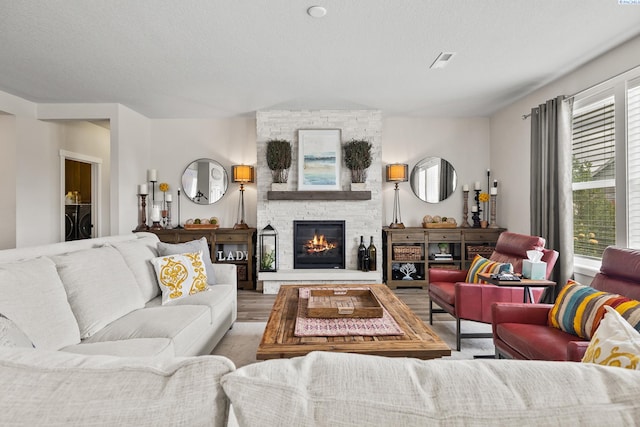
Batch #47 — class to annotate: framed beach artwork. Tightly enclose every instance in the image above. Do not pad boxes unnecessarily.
[297,129,342,191]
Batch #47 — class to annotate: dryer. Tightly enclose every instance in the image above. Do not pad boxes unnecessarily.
[65,204,92,241]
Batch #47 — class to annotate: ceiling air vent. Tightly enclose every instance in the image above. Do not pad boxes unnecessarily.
[430,52,457,69]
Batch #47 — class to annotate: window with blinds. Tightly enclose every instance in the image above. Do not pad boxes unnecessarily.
[571,96,616,259]
[571,71,640,260]
[627,80,640,248]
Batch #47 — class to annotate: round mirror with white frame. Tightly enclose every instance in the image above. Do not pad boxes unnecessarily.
[181,159,228,204]
[410,157,457,203]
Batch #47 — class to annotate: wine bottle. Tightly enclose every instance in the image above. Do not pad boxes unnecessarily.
[367,236,377,271]
[357,236,366,271]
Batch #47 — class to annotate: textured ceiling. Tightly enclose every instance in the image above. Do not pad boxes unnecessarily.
[1,0,640,118]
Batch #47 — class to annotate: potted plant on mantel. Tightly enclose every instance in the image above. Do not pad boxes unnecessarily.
[266,139,292,191]
[344,139,372,191]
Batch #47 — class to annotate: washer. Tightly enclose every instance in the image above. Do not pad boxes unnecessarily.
[77,204,92,240]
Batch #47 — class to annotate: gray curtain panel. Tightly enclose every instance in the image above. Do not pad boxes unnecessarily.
[530,95,574,303]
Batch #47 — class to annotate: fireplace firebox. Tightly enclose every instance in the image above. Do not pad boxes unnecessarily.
[293,220,345,269]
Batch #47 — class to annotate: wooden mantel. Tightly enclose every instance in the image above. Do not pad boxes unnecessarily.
[267,191,372,201]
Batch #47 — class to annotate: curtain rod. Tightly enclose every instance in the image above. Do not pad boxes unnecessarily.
[521,64,640,120]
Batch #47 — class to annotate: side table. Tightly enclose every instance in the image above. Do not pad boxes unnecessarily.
[477,273,556,303]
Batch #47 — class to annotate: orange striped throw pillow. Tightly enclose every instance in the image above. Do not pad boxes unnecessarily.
[464,255,509,283]
[548,280,640,339]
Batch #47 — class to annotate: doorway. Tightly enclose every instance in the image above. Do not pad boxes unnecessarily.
[60,151,102,242]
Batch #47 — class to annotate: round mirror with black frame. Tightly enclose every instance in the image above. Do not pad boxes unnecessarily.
[410,157,457,203]
[181,159,228,205]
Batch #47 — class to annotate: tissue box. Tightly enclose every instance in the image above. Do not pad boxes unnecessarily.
[522,260,546,280]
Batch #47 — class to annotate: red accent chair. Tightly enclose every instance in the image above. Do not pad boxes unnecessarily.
[492,246,640,361]
[428,232,559,351]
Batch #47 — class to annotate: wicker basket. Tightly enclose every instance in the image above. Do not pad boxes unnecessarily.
[393,246,422,261]
[467,245,495,259]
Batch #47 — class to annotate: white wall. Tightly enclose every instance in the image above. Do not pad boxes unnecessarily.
[490,34,640,235]
[149,118,257,228]
[0,114,17,249]
[15,116,62,246]
[381,117,491,228]
[111,105,151,234]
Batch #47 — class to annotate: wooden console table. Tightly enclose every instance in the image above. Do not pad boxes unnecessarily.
[145,228,256,290]
[382,227,506,289]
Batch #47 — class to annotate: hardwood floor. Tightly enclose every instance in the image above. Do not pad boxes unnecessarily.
[237,287,447,323]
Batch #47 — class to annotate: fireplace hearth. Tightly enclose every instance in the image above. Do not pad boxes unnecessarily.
[293,220,345,269]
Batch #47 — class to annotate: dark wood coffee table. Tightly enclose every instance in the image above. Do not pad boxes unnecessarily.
[256,283,451,360]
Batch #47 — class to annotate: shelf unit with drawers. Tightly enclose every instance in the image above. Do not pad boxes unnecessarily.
[382,227,505,289]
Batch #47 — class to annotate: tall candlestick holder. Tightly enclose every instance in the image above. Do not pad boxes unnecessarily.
[134,194,149,232]
[472,189,482,228]
[489,194,499,228]
[174,188,184,229]
[461,189,471,228]
[165,200,173,229]
[150,180,157,203]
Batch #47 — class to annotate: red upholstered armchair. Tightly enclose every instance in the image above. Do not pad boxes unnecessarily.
[493,246,640,361]
[428,232,558,351]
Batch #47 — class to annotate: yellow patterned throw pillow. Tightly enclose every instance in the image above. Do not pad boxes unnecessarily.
[582,306,640,370]
[151,251,210,305]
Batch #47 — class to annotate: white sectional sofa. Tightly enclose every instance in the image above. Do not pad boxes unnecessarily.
[0,232,237,357]
[1,348,640,426]
[2,235,640,426]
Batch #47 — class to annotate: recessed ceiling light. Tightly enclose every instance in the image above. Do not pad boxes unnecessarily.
[307,6,327,18]
[430,52,457,69]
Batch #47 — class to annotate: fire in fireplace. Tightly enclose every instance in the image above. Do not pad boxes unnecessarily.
[305,233,336,254]
[294,220,345,269]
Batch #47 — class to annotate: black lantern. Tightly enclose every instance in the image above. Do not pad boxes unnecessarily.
[259,223,277,272]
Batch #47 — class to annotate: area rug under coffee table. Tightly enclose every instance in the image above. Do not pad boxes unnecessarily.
[255,283,451,361]
[211,320,494,367]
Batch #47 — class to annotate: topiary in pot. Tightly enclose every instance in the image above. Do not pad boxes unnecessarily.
[344,139,372,183]
[266,139,292,183]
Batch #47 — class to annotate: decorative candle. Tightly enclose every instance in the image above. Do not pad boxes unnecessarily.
[151,205,161,221]
[147,169,157,182]
[166,194,172,202]
[471,206,478,212]
[490,187,498,195]
[474,181,481,190]
[462,184,469,192]
[138,184,148,195]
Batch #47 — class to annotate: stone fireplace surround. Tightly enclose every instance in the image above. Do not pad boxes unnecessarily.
[256,110,383,294]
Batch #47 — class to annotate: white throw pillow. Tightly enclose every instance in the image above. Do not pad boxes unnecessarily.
[0,257,80,349]
[151,251,210,305]
[109,237,160,302]
[51,246,146,339]
[157,237,217,285]
[582,305,640,370]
